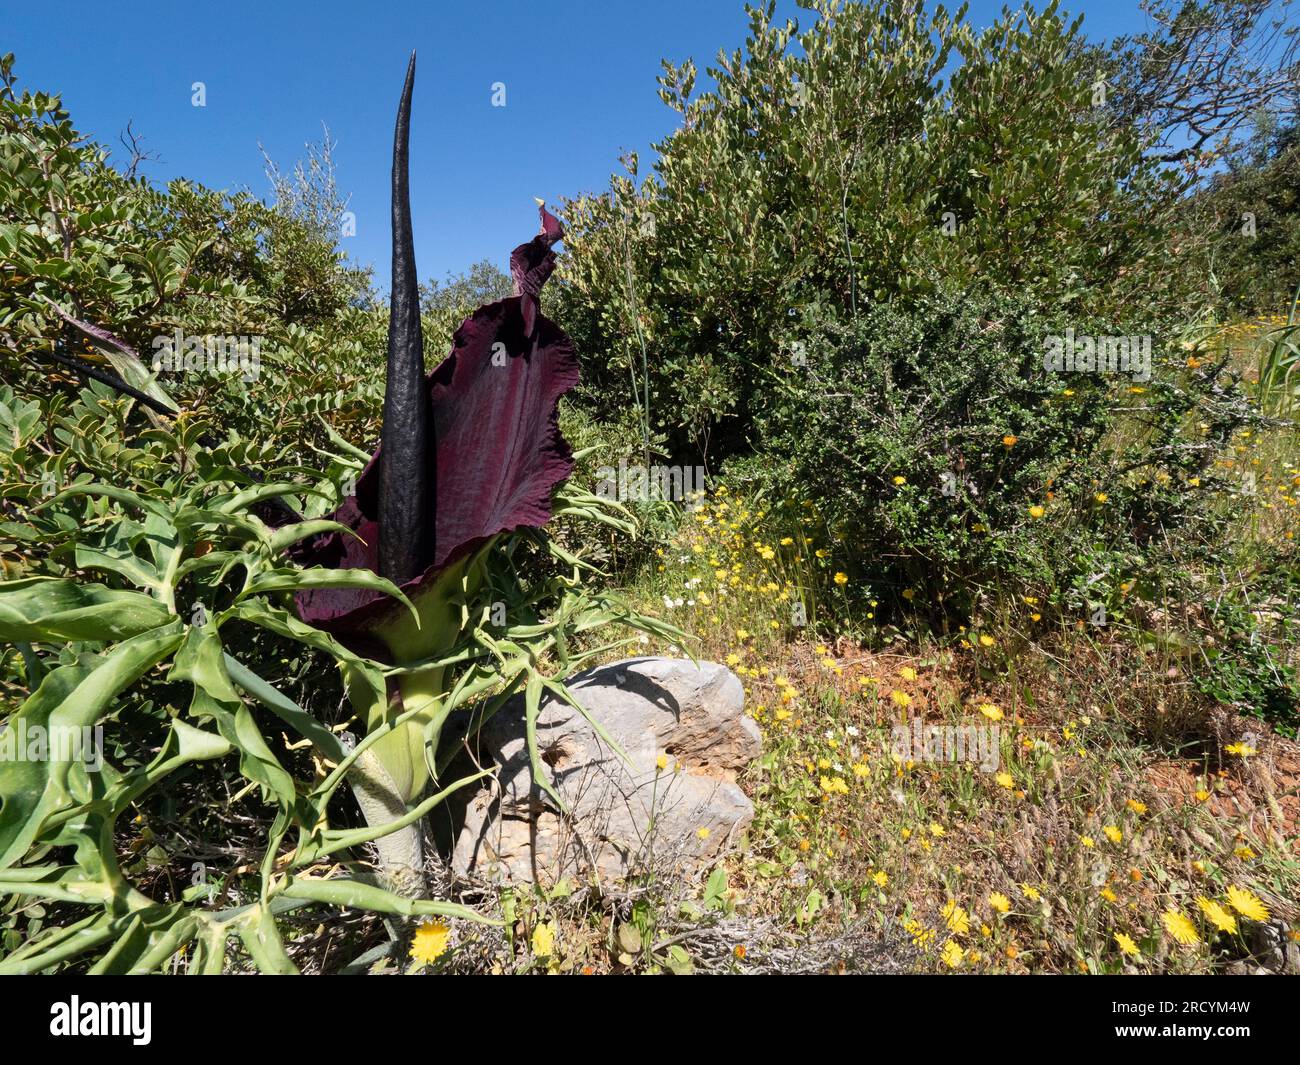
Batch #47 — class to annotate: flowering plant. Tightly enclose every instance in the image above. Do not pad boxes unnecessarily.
[0,55,680,971]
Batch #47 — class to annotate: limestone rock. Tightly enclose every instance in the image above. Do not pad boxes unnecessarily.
[1248,919,1300,974]
[449,657,760,885]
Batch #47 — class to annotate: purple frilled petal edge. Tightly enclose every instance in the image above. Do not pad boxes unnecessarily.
[293,208,578,637]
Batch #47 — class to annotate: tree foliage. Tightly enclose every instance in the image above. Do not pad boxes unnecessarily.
[556,0,1202,462]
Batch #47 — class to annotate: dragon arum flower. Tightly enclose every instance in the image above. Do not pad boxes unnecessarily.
[289,55,579,890]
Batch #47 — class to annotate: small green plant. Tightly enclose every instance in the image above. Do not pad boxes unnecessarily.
[1256,285,1300,416]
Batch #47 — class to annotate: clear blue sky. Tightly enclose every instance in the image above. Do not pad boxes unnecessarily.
[7,0,1152,292]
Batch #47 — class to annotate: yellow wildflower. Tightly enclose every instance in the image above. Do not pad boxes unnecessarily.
[410,919,452,965]
[1197,897,1238,934]
[942,901,970,935]
[531,921,556,957]
[1114,932,1140,958]
[1226,886,1270,922]
[1161,909,1199,946]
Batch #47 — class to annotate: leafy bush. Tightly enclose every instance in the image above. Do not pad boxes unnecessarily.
[0,51,387,477]
[556,0,1189,462]
[742,288,1258,619]
[1190,115,1300,316]
[0,427,680,971]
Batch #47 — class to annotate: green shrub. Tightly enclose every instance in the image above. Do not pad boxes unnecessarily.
[1191,553,1300,737]
[742,288,1258,621]
[0,53,386,480]
[1193,116,1300,316]
[556,0,1190,463]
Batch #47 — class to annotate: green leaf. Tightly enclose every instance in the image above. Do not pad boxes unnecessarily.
[236,903,299,975]
[169,626,297,812]
[0,577,173,643]
[0,623,184,868]
[215,481,326,521]
[228,600,387,728]
[72,539,161,592]
[0,912,118,974]
[310,765,492,858]
[0,865,111,905]
[103,718,233,815]
[277,876,497,924]
[224,654,346,761]
[268,518,357,554]
[523,671,566,812]
[242,566,417,625]
[662,944,695,975]
[704,865,729,910]
[39,483,171,521]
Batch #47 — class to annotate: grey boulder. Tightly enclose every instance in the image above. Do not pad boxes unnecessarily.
[449,657,760,885]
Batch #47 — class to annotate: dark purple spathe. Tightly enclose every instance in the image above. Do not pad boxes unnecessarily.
[294,207,578,637]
